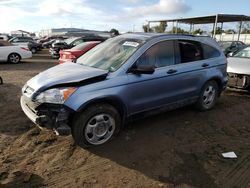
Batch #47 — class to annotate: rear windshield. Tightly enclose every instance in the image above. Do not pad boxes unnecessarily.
[218,41,232,49]
[64,37,78,44]
[71,42,99,50]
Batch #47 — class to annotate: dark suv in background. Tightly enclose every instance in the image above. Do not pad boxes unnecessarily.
[219,41,246,56]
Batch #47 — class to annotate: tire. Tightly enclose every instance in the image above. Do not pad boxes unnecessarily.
[31,48,37,54]
[195,80,219,111]
[72,104,121,148]
[8,53,21,64]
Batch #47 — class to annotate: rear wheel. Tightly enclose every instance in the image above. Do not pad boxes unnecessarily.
[72,104,121,148]
[31,48,37,54]
[8,53,21,64]
[195,81,219,111]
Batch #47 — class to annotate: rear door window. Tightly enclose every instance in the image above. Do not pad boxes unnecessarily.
[202,44,221,59]
[177,40,203,63]
[177,40,220,63]
[137,40,175,68]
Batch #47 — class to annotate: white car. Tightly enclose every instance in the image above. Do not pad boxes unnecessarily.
[227,46,250,91]
[0,40,32,63]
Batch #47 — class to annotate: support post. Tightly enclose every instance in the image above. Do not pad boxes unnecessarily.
[189,23,192,34]
[147,21,150,33]
[175,21,178,34]
[219,22,224,41]
[172,21,174,34]
[213,14,218,39]
[238,19,243,41]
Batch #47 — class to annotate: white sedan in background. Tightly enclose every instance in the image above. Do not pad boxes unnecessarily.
[0,40,32,63]
[227,46,250,91]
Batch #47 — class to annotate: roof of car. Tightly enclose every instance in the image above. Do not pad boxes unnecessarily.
[118,33,220,49]
[120,32,212,40]
[119,33,216,42]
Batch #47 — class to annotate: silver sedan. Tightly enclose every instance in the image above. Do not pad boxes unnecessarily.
[227,46,250,90]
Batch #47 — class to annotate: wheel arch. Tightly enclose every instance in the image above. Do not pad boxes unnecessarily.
[76,96,128,123]
[206,76,223,95]
[8,52,22,61]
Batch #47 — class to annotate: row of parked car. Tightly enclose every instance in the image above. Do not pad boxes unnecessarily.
[0,34,109,64]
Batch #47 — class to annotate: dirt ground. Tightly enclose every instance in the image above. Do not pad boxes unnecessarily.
[0,50,250,188]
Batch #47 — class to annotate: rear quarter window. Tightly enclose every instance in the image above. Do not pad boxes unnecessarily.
[202,44,221,59]
[178,40,203,63]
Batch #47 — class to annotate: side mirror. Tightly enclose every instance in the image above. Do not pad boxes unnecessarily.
[129,64,155,74]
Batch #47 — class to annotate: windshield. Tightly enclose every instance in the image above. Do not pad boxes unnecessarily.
[71,42,98,50]
[64,37,78,45]
[234,47,250,58]
[76,36,144,72]
[218,41,232,50]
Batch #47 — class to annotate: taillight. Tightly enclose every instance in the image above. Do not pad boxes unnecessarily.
[21,47,30,51]
[69,54,76,59]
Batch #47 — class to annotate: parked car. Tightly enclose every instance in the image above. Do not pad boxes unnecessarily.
[227,46,250,90]
[27,41,42,53]
[38,36,66,44]
[20,33,227,147]
[0,40,32,63]
[0,34,12,41]
[50,36,106,59]
[8,36,34,49]
[218,41,246,56]
[58,41,101,64]
[42,39,58,48]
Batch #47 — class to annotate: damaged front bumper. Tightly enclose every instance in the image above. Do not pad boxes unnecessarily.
[20,96,72,135]
[227,73,250,90]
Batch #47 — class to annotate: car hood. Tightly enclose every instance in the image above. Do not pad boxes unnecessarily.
[26,62,108,93]
[227,57,250,75]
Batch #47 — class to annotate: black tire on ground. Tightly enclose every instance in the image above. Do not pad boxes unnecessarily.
[31,48,37,54]
[195,80,219,111]
[72,104,121,148]
[8,53,21,64]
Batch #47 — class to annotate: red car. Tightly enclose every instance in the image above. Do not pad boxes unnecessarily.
[59,41,101,64]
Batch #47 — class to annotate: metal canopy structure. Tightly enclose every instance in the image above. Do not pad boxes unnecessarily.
[148,14,250,41]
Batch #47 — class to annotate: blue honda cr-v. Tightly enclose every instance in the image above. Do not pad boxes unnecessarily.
[21,33,227,147]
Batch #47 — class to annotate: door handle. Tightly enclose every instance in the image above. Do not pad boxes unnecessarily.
[202,63,209,68]
[167,69,177,74]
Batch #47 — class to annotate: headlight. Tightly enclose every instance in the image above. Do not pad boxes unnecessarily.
[35,87,77,104]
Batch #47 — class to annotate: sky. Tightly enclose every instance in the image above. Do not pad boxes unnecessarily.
[0,0,250,33]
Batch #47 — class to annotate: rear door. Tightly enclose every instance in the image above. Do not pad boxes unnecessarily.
[0,42,13,61]
[173,40,215,98]
[0,42,4,60]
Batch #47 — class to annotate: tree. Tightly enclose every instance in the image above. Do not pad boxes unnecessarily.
[224,29,236,34]
[212,27,224,35]
[110,28,119,36]
[142,21,167,33]
[142,24,152,32]
[153,21,167,33]
[192,28,204,35]
[170,27,189,34]
[241,22,250,34]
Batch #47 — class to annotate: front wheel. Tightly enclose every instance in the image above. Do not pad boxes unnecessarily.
[195,81,219,111]
[72,104,121,148]
[8,53,21,64]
